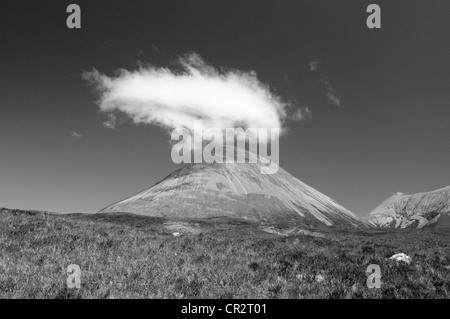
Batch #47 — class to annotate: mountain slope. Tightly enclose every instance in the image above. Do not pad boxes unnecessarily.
[367,186,450,228]
[100,158,365,228]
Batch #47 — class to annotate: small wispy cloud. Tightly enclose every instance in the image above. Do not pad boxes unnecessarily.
[309,61,320,72]
[151,44,164,55]
[290,106,311,121]
[69,131,82,139]
[309,61,341,107]
[103,114,117,130]
[325,89,341,107]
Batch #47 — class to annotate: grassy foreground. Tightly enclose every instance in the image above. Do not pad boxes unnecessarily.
[1,208,450,299]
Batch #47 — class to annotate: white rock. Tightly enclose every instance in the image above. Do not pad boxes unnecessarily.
[315,274,325,282]
[389,253,412,264]
[173,232,181,237]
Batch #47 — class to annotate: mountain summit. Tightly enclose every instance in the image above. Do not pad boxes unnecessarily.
[100,154,364,228]
[367,186,450,228]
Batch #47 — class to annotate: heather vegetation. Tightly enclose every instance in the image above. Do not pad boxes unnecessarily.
[1,208,449,299]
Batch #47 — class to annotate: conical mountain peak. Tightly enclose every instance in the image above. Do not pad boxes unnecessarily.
[101,159,365,229]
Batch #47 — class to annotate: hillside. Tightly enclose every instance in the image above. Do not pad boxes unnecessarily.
[101,155,366,229]
[1,207,450,298]
[367,186,450,228]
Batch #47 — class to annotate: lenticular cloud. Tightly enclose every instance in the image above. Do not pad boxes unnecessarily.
[83,53,294,136]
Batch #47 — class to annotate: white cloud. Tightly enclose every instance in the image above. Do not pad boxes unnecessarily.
[84,53,299,140]
[69,131,82,139]
[103,114,117,130]
[325,89,341,107]
[309,60,341,107]
[309,61,320,72]
[291,106,311,121]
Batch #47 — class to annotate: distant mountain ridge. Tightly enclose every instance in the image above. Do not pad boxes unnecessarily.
[101,152,367,229]
[367,186,450,228]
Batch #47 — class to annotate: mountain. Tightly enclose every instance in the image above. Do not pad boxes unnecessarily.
[100,153,365,229]
[367,186,450,228]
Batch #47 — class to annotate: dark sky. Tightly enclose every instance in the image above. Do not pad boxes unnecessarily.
[1,0,449,215]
